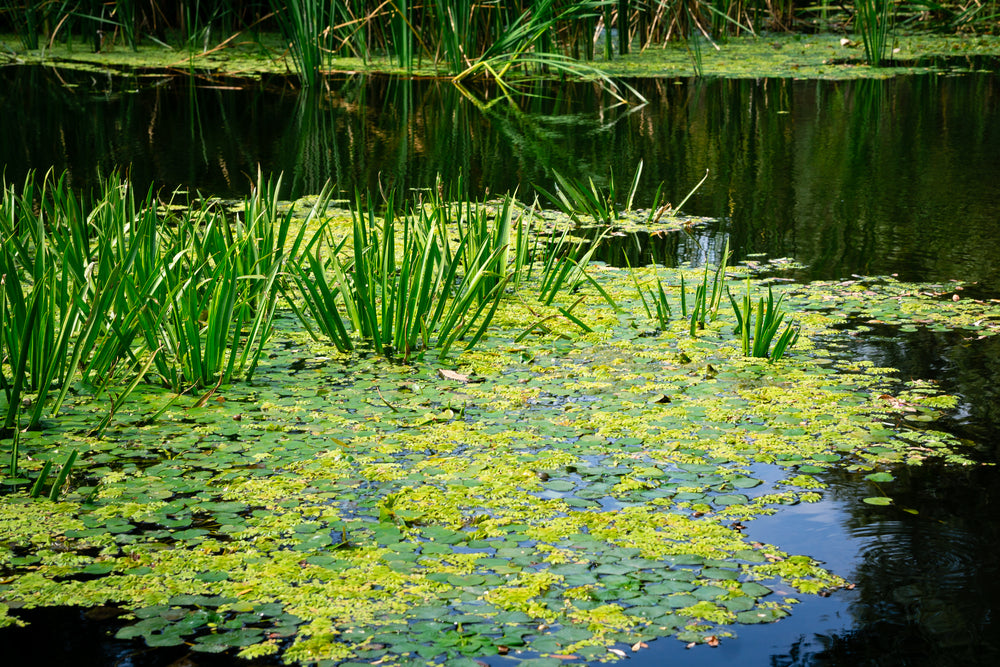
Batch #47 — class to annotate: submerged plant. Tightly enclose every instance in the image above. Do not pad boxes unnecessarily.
[728,277,800,361]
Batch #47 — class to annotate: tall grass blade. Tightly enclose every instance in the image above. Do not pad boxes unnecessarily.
[47,449,77,501]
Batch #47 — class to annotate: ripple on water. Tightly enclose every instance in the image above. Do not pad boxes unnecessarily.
[849,521,984,592]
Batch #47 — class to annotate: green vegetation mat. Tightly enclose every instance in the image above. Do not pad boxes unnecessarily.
[5,32,999,80]
[3,191,997,664]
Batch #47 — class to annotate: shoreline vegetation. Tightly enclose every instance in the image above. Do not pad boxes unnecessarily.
[1,1,999,86]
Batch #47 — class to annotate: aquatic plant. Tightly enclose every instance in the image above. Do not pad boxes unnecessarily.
[1,172,95,431]
[0,0,990,68]
[728,277,799,361]
[451,1,644,104]
[138,177,301,389]
[0,0,43,49]
[534,225,617,311]
[269,0,333,84]
[292,189,515,361]
[676,238,730,336]
[854,0,897,66]
[1,173,996,664]
[28,448,76,500]
[436,187,528,304]
[0,169,310,436]
[630,265,673,329]
[535,160,644,225]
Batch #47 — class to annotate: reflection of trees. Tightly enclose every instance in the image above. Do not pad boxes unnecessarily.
[840,324,1000,452]
[765,325,1000,666]
[3,69,999,289]
[770,463,1000,667]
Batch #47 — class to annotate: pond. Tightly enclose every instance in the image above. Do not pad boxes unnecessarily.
[2,64,1000,666]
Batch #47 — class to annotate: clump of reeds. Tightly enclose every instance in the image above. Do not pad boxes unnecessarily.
[728,278,799,361]
[290,187,525,361]
[535,161,645,226]
[0,169,318,490]
[854,0,896,66]
[0,170,299,420]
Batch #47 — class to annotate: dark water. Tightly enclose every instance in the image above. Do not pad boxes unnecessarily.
[3,65,1000,666]
[3,66,1000,289]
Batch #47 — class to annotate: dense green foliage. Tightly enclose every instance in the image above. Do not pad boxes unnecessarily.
[1,0,997,74]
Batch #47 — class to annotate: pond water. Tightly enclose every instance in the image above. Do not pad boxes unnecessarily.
[3,64,1000,666]
[3,65,1000,289]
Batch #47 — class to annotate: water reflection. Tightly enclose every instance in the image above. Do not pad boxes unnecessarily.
[2,67,998,288]
[788,464,1000,667]
[750,325,1000,667]
[835,322,1000,452]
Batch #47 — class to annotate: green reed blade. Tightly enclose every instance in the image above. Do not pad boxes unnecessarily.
[29,459,52,498]
[47,449,78,502]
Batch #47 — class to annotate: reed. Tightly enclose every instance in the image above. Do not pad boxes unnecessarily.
[1,172,91,431]
[727,278,799,361]
[676,238,729,336]
[532,224,620,318]
[854,0,896,66]
[28,449,77,500]
[0,1,988,68]
[627,261,673,330]
[141,178,295,389]
[1,169,301,444]
[269,0,332,84]
[535,160,644,226]
[292,188,516,361]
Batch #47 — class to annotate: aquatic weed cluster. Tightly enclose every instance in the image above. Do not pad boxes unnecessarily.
[2,172,999,665]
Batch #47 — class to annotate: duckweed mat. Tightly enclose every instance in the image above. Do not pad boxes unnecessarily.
[5,32,1000,81]
[3,235,998,664]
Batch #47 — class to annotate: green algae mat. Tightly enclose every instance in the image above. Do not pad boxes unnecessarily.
[5,32,1000,80]
[3,209,998,665]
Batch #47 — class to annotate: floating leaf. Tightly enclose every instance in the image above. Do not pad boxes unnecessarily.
[713,494,749,506]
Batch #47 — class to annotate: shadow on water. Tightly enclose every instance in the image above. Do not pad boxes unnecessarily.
[0,606,281,667]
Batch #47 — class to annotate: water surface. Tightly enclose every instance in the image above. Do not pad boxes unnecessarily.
[3,66,999,289]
